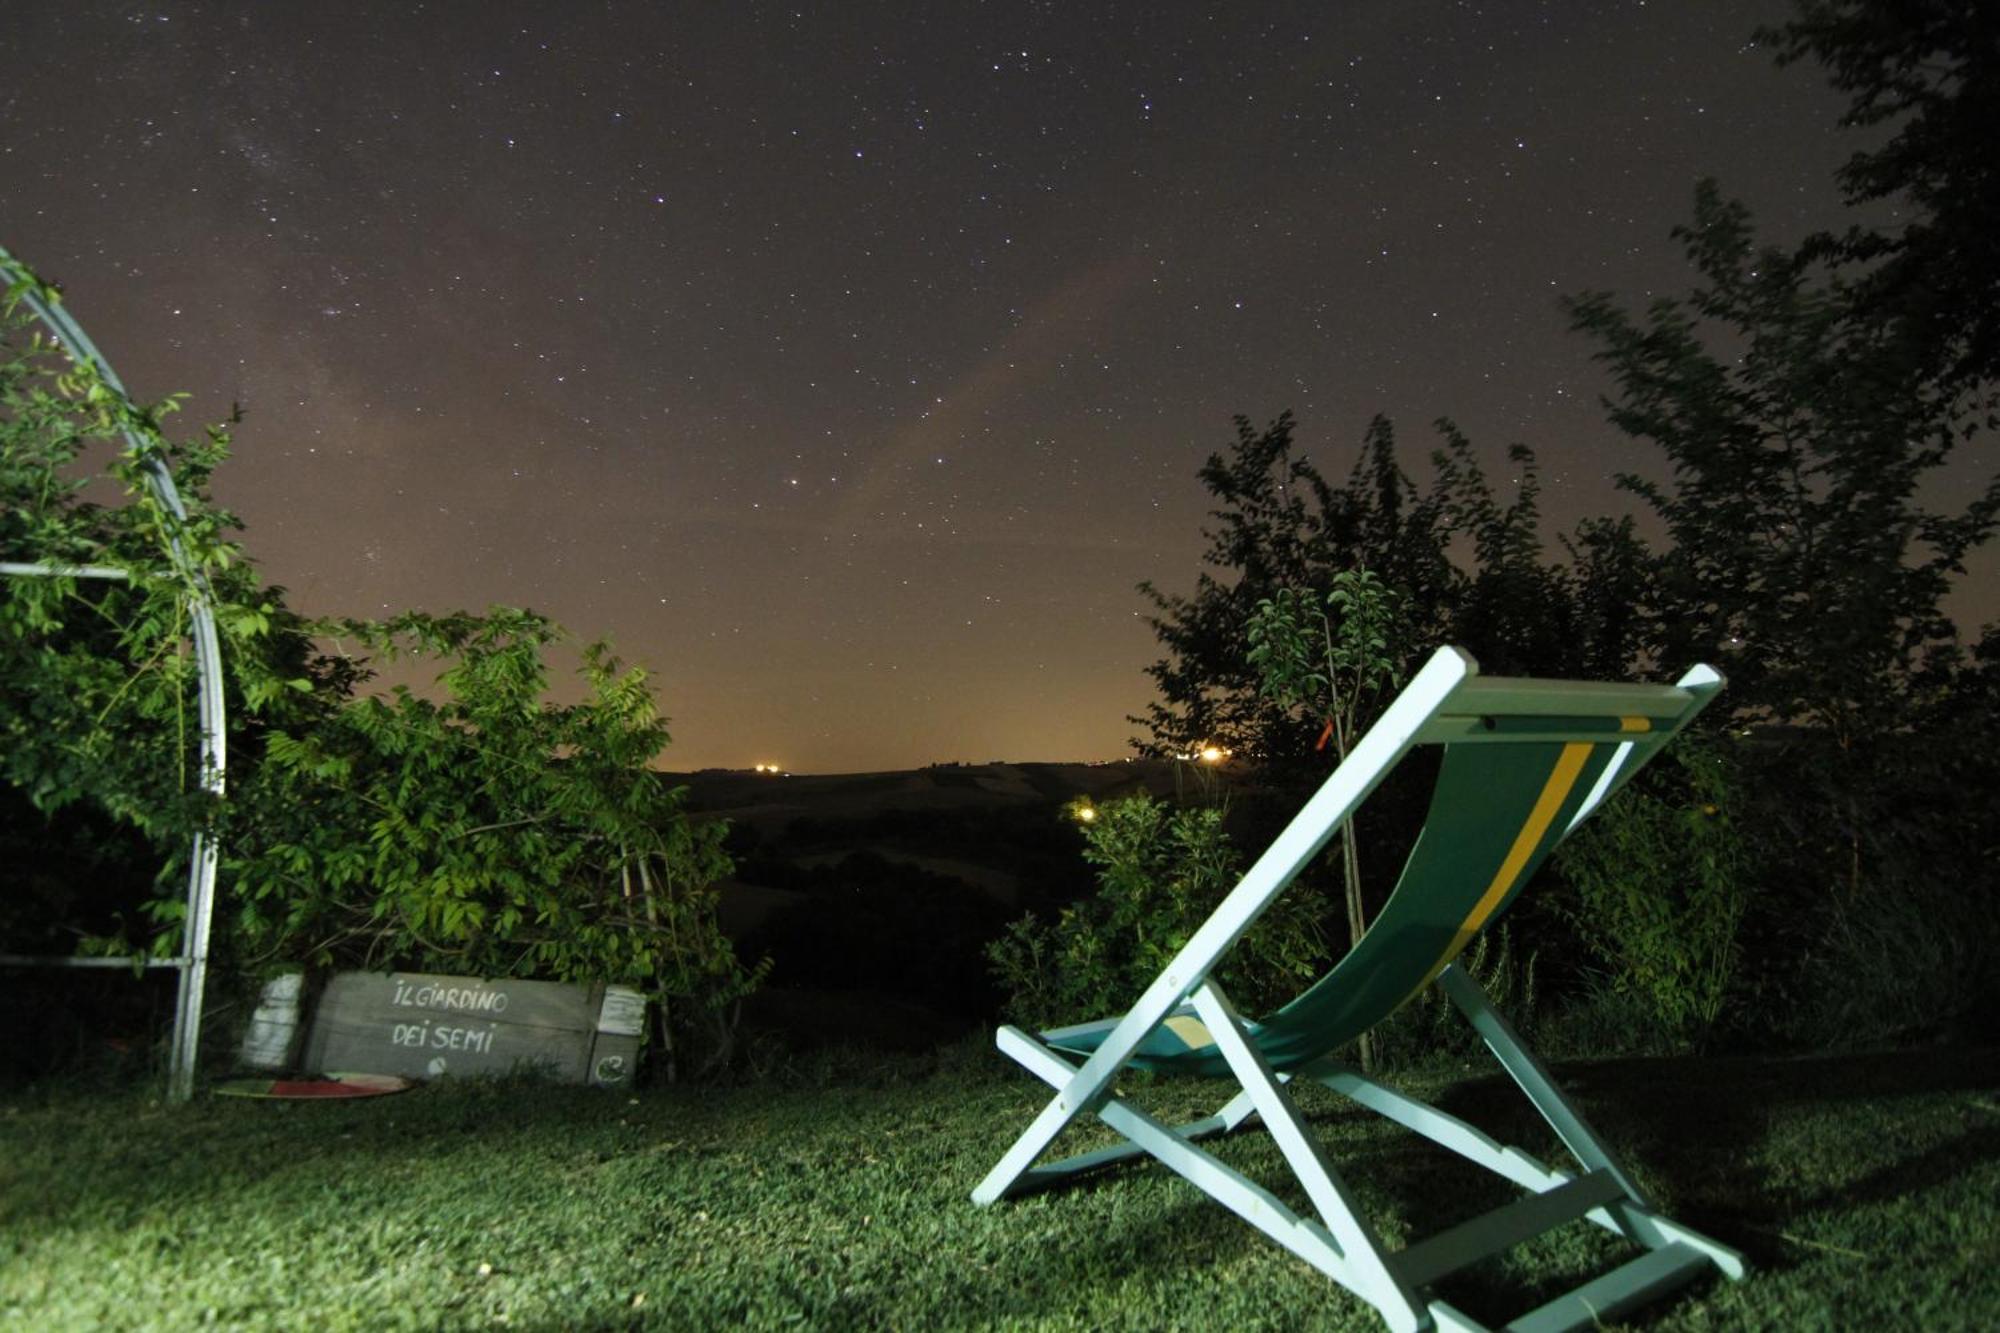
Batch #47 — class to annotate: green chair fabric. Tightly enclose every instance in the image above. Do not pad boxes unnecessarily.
[972,647,1748,1333]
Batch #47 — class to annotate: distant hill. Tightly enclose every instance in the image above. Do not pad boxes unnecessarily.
[671,760,1190,933]
[667,760,1196,1049]
[671,760,1185,833]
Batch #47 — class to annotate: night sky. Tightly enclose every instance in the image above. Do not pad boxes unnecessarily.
[5,3,1983,772]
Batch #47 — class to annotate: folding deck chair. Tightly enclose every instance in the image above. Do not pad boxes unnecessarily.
[973,647,1746,1333]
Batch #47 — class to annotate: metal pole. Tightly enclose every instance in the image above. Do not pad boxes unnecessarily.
[0,562,131,581]
[0,955,189,969]
[2,248,228,1101]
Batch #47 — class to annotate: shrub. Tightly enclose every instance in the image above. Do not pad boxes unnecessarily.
[3,266,757,1082]
[1371,924,1539,1069]
[1552,737,1748,1049]
[987,793,1331,1030]
[224,611,762,1080]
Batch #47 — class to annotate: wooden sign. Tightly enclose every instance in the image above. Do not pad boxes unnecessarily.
[298,971,644,1086]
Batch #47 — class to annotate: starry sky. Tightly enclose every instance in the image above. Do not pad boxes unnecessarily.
[4,2,1987,772]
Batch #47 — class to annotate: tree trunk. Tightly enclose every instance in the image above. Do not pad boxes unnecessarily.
[1334,716,1373,1071]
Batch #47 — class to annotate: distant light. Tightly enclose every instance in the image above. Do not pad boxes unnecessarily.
[1076,805,1098,823]
[1199,745,1226,764]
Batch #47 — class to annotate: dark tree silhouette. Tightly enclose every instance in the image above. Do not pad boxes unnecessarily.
[1764,0,2000,399]
[1567,182,1999,745]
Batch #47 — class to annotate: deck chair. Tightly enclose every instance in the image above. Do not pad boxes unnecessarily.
[973,646,1746,1333]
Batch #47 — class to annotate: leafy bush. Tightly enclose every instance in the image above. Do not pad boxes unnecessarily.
[224,610,763,1079]
[1736,717,2000,1048]
[1786,876,1993,1049]
[986,793,1331,1030]
[1,283,326,856]
[1552,738,1749,1049]
[1371,924,1540,1069]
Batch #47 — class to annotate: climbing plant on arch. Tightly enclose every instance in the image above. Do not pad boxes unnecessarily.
[3,250,761,1086]
[0,247,312,1098]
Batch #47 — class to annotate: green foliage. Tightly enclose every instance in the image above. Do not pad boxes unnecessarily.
[1372,924,1539,1070]
[1786,878,1994,1051]
[1245,568,1406,739]
[986,794,1329,1029]
[1560,164,1998,1053]
[1135,412,1450,767]
[1,284,326,877]
[224,610,762,1076]
[1716,720,2000,1051]
[1553,739,1749,1049]
[1243,586,1327,715]
[1137,412,1635,767]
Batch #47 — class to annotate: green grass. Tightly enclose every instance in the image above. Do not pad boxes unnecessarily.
[3,1043,1996,1330]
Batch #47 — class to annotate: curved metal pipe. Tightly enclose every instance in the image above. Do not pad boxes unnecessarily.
[1,248,226,1101]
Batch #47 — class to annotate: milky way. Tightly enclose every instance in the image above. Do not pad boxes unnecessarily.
[5,2,1975,771]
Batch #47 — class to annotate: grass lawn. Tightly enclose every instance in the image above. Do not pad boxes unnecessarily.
[3,1042,1995,1330]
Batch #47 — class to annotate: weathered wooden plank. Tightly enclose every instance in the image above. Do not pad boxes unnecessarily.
[299,971,644,1086]
[238,972,306,1071]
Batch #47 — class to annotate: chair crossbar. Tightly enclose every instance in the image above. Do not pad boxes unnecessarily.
[1415,719,1651,745]
[1438,675,1698,718]
[1593,1200,1749,1281]
[1013,1122,1210,1195]
[1392,1169,1627,1290]
[1318,1052,1749,1284]
[1507,1243,1714,1333]
[991,1023,1257,1196]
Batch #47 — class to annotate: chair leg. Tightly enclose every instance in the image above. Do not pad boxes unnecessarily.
[1192,981,1430,1333]
[970,1043,1098,1205]
[1436,965,1645,1200]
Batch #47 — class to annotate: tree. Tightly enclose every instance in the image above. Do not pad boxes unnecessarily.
[1538,8,2000,1045]
[1566,182,2000,748]
[1429,427,1591,678]
[1763,0,2000,399]
[1134,411,1614,766]
[1246,569,1405,1066]
[1134,413,1448,765]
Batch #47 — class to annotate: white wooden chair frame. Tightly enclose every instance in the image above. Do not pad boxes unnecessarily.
[973,647,1747,1332]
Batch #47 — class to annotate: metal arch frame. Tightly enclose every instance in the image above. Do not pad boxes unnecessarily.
[1,248,225,1102]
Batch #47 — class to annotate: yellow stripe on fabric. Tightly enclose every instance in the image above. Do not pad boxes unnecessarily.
[1163,1015,1213,1050]
[1619,716,1652,733]
[1408,742,1596,998]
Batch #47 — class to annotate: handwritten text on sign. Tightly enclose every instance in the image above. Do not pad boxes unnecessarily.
[391,979,512,1013]
[301,971,641,1085]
